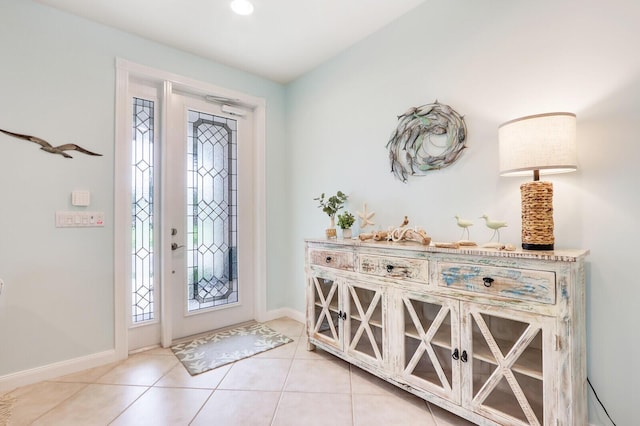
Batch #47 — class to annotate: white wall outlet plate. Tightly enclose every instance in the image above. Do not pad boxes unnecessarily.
[55,211,105,227]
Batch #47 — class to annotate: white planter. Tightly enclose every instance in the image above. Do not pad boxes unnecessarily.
[341,228,352,239]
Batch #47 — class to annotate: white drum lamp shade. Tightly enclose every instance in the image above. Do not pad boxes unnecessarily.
[498,112,577,250]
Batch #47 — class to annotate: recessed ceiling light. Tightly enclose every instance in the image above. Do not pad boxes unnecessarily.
[230,0,254,16]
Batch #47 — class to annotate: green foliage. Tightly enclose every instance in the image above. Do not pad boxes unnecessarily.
[314,191,348,218]
[337,211,355,229]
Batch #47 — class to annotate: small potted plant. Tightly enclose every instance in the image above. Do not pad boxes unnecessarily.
[314,191,348,239]
[337,211,355,239]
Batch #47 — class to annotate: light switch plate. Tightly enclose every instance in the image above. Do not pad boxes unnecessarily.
[56,211,105,228]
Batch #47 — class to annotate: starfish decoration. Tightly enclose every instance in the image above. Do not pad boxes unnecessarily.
[0,128,102,158]
[356,203,376,229]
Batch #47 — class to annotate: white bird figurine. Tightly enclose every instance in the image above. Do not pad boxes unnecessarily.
[454,215,473,240]
[0,128,102,158]
[480,214,508,242]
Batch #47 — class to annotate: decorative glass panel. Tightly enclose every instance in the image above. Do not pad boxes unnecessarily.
[187,110,238,312]
[403,297,454,395]
[131,97,155,323]
[311,276,340,343]
[471,312,544,424]
[347,284,383,362]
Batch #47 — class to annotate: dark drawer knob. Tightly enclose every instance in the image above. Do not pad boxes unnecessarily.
[461,350,468,363]
[452,348,459,360]
[482,277,494,287]
[386,264,394,273]
[326,256,332,263]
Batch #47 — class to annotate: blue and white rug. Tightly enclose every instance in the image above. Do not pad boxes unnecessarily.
[171,323,293,376]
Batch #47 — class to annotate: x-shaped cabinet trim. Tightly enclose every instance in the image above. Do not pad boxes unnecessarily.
[312,276,339,342]
[403,296,453,393]
[470,311,542,426]
[347,284,383,362]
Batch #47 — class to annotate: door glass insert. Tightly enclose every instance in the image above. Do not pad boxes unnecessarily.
[187,110,238,312]
[347,284,383,362]
[311,276,339,342]
[471,312,543,425]
[131,97,156,324]
[403,297,453,393]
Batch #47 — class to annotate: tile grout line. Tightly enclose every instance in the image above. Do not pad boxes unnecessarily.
[107,355,181,424]
[23,382,91,424]
[106,385,153,425]
[269,326,304,425]
[186,352,237,425]
[28,359,127,424]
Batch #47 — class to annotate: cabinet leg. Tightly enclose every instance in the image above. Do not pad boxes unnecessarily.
[307,341,316,351]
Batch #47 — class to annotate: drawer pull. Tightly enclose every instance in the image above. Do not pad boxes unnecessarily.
[461,350,468,363]
[452,348,459,360]
[386,264,395,273]
[482,277,494,287]
[326,256,332,263]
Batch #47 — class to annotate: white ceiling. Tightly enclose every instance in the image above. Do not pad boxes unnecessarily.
[36,0,426,83]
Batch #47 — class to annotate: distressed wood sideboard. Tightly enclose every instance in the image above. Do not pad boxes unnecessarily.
[305,238,588,426]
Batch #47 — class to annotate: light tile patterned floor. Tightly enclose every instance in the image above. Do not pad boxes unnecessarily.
[2,318,475,425]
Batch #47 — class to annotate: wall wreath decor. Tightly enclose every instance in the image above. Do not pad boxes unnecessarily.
[386,101,467,182]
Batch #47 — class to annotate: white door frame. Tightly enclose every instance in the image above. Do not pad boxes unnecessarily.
[114,58,267,357]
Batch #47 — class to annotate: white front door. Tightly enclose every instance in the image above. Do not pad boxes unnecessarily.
[165,90,255,341]
[119,63,264,353]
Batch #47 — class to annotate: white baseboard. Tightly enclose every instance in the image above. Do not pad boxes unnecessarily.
[261,307,305,324]
[0,349,124,393]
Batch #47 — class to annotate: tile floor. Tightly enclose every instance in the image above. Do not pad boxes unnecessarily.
[1,318,475,425]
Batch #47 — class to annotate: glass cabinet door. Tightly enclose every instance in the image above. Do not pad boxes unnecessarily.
[345,281,385,367]
[462,303,551,426]
[400,293,460,402]
[309,274,342,350]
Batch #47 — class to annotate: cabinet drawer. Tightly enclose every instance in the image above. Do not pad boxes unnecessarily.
[437,262,556,304]
[309,249,354,271]
[359,254,428,283]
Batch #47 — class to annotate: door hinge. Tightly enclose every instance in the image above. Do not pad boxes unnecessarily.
[555,334,562,351]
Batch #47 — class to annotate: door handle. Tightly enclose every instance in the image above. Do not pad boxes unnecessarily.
[171,243,185,251]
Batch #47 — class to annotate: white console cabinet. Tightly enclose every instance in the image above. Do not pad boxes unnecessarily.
[305,239,588,426]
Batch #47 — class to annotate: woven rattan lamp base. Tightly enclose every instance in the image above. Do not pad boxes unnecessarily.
[520,181,554,250]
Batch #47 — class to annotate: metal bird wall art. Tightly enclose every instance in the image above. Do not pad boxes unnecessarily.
[0,127,102,158]
[386,100,467,182]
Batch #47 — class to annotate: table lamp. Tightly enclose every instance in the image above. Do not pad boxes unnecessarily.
[498,112,577,250]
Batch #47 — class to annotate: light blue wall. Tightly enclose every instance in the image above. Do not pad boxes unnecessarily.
[0,0,287,374]
[285,0,639,424]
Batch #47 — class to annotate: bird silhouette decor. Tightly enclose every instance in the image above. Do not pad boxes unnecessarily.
[0,128,102,158]
[480,214,508,242]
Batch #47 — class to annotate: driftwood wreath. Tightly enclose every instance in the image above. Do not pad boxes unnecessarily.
[386,101,467,182]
